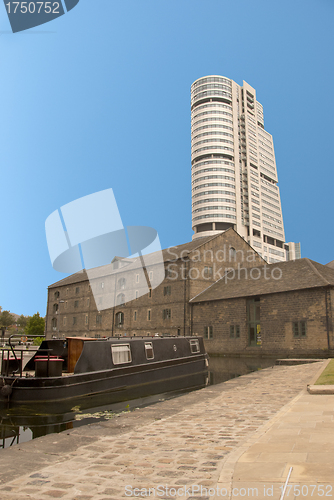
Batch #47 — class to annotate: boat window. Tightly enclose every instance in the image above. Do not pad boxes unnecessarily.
[111,344,132,365]
[145,342,154,360]
[190,339,200,354]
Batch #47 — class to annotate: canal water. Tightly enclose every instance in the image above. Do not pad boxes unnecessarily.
[0,356,276,449]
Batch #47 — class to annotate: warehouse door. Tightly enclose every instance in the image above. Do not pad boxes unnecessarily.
[247,298,261,347]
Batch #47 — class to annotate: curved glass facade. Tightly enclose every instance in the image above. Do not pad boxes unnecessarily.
[190,75,291,263]
[191,76,237,236]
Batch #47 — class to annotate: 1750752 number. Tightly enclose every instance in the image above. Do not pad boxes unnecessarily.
[279,485,333,497]
[5,2,60,14]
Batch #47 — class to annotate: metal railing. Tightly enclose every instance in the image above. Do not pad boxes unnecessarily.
[0,334,46,377]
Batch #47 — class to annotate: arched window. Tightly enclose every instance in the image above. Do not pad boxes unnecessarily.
[53,303,58,313]
[229,247,236,261]
[51,318,57,329]
[116,293,125,306]
[115,312,124,326]
[117,278,126,290]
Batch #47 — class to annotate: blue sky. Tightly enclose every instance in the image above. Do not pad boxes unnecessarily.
[0,0,333,316]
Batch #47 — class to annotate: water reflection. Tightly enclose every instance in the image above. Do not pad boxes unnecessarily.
[0,356,275,449]
[208,356,275,385]
[0,392,190,449]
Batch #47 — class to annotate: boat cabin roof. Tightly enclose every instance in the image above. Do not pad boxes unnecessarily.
[73,336,205,374]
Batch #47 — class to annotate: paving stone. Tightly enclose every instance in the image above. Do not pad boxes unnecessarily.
[96,498,118,500]
[43,491,67,498]
[27,479,51,485]
[29,472,52,479]
[186,496,210,500]
[0,363,328,500]
[51,483,75,489]
[101,488,122,495]
[71,497,93,500]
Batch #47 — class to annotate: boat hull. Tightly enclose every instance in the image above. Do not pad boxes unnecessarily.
[0,355,207,413]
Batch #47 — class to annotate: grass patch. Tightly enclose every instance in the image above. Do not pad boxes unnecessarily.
[315,359,334,385]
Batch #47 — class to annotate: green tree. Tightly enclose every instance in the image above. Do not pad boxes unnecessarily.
[0,310,14,341]
[17,315,28,329]
[25,313,45,337]
[0,311,15,328]
[33,337,44,346]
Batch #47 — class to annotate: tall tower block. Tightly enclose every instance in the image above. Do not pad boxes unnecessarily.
[191,75,288,263]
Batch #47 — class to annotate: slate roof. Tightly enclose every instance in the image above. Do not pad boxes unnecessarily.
[48,269,89,289]
[161,235,217,262]
[190,258,334,303]
[48,236,217,289]
[48,229,260,289]
[326,260,334,269]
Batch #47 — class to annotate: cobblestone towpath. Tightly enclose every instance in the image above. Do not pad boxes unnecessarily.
[0,361,326,500]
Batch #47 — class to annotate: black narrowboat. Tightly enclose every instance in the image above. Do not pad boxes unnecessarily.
[0,336,208,412]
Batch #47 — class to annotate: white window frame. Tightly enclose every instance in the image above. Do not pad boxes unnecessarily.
[111,344,132,365]
[145,342,154,360]
[190,339,200,354]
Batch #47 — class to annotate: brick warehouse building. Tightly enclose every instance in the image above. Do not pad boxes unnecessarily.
[46,229,264,339]
[190,258,334,357]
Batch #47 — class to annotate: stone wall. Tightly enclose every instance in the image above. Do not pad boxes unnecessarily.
[46,231,262,339]
[192,287,334,357]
